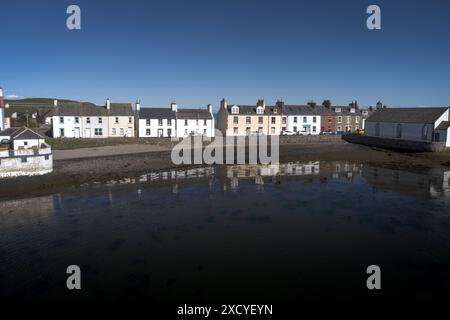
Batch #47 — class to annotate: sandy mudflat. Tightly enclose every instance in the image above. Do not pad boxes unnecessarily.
[1,139,448,200]
[53,143,172,160]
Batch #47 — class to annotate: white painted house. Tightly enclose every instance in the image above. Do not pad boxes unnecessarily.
[52,99,134,138]
[137,101,215,138]
[283,105,321,135]
[0,127,53,178]
[176,104,214,138]
[137,101,177,137]
[365,107,450,147]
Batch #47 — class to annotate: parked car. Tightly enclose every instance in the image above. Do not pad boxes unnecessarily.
[281,130,295,136]
[356,128,365,135]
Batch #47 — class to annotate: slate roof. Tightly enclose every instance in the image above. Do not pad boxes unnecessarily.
[54,102,133,117]
[333,106,363,116]
[366,107,448,124]
[177,109,212,119]
[436,121,450,130]
[226,105,276,115]
[139,108,176,119]
[284,105,315,115]
[54,102,107,116]
[0,127,44,140]
[108,103,134,116]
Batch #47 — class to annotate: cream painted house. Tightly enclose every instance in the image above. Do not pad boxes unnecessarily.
[217,99,284,136]
[106,99,135,137]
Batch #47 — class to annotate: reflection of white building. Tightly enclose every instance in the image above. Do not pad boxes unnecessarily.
[430,171,450,197]
[226,162,320,179]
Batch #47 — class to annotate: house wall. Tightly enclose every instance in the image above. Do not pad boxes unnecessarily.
[176,118,213,138]
[0,149,53,178]
[335,113,362,132]
[138,118,176,137]
[434,109,449,128]
[108,116,134,137]
[216,108,227,135]
[267,114,283,135]
[52,116,110,138]
[447,129,450,147]
[52,116,77,138]
[365,121,435,142]
[82,116,109,138]
[0,108,4,131]
[13,138,46,150]
[225,114,269,136]
[321,115,336,133]
[286,115,321,135]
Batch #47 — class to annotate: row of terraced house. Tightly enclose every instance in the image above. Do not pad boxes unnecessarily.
[216,98,374,136]
[47,97,375,139]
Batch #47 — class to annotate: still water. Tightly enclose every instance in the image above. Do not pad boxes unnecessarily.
[1,161,450,300]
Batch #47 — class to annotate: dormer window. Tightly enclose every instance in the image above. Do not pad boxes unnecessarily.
[335,108,341,113]
[231,106,239,114]
[273,108,278,114]
[256,106,264,115]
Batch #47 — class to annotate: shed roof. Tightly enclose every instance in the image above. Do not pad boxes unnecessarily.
[366,107,448,124]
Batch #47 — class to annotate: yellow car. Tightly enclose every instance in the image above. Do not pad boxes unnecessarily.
[356,128,365,135]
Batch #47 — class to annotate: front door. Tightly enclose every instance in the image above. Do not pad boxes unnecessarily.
[74,127,80,138]
[158,129,164,137]
[85,129,91,138]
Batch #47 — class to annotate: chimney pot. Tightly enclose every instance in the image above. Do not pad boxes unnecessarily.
[171,101,177,112]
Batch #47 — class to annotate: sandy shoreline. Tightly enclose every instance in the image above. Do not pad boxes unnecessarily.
[1,140,448,200]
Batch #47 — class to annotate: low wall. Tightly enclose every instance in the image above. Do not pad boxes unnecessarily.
[342,134,447,152]
[280,135,342,144]
[0,153,53,178]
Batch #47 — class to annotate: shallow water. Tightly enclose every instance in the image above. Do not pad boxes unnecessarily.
[1,161,449,300]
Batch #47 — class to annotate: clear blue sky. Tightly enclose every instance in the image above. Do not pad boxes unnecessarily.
[1,0,450,110]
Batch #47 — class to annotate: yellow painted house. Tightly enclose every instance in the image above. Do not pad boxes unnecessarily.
[217,99,286,136]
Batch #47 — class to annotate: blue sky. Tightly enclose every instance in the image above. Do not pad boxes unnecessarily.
[1,0,450,110]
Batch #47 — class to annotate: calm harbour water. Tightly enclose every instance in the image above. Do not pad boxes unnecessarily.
[1,161,450,300]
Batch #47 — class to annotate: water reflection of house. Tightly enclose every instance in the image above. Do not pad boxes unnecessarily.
[226,162,320,179]
[430,171,450,197]
[0,195,55,231]
[362,166,449,198]
[332,162,363,181]
[225,162,320,191]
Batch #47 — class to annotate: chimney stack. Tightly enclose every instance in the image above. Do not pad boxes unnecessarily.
[207,104,213,113]
[307,101,317,108]
[171,101,177,112]
[136,98,141,111]
[54,99,58,107]
[256,99,266,108]
[322,100,332,108]
[220,98,228,110]
[276,99,285,109]
[106,98,111,110]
